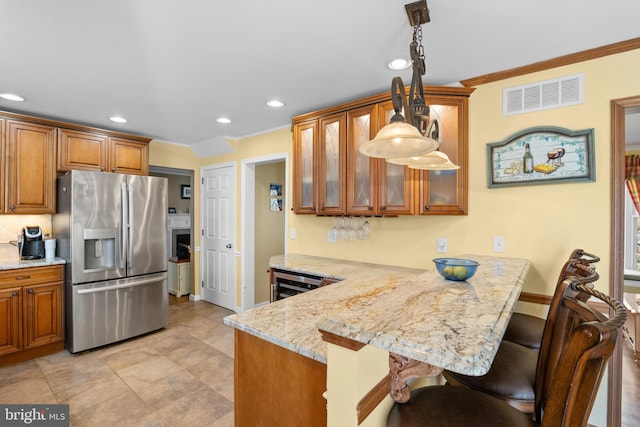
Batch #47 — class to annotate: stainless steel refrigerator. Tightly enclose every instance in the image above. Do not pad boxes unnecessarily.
[53,170,168,353]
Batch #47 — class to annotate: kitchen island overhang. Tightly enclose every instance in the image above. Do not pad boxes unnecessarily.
[224,254,530,426]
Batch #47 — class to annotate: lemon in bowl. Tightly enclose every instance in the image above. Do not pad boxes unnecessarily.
[433,258,480,281]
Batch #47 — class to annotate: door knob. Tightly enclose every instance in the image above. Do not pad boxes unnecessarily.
[226,244,232,249]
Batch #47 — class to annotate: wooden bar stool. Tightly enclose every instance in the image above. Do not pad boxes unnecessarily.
[441,261,598,413]
[503,249,599,351]
[387,282,627,426]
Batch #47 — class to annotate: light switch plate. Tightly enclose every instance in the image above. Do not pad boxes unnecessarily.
[437,238,447,253]
[494,236,505,253]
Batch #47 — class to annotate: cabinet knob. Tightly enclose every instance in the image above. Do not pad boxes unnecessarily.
[100,167,105,172]
[111,168,116,173]
[27,289,34,294]
[424,204,430,210]
[9,205,15,211]
[12,291,18,297]
[368,206,373,211]
[379,206,386,211]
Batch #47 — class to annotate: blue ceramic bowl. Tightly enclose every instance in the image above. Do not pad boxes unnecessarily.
[433,258,480,281]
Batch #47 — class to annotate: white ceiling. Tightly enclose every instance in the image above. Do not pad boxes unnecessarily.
[1,0,640,152]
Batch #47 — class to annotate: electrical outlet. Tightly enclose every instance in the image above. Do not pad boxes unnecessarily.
[290,228,296,240]
[494,236,505,253]
[437,238,447,253]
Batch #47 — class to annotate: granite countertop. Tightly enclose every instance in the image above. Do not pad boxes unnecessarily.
[224,254,530,376]
[0,243,66,270]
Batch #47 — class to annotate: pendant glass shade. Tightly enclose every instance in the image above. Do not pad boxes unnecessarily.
[358,121,439,159]
[425,160,460,170]
[386,150,448,168]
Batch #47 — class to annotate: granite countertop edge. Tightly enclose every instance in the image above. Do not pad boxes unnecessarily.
[224,253,530,372]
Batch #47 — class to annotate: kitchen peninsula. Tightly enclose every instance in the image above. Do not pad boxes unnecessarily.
[224,254,530,427]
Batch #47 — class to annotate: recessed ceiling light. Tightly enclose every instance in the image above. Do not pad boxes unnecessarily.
[387,58,411,71]
[217,117,232,124]
[0,93,25,102]
[267,100,285,108]
[109,116,127,123]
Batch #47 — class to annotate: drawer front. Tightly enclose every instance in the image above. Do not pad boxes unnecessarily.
[0,266,64,289]
[167,214,190,229]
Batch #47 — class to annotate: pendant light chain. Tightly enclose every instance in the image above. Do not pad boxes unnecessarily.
[413,25,426,76]
[408,24,429,136]
[359,0,460,169]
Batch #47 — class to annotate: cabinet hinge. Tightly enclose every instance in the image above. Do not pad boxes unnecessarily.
[201,229,204,236]
[202,177,204,185]
[201,280,204,288]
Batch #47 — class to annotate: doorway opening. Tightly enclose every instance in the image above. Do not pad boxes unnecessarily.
[149,165,194,298]
[241,153,289,311]
[611,96,640,427]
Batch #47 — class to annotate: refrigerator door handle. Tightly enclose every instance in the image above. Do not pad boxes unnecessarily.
[120,182,128,269]
[76,274,167,295]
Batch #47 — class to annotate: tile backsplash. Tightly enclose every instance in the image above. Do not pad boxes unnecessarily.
[0,215,53,243]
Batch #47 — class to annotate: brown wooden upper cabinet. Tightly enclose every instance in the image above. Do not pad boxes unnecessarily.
[4,120,56,214]
[292,86,474,216]
[58,129,149,175]
[416,95,470,215]
[0,118,5,213]
[1,110,151,214]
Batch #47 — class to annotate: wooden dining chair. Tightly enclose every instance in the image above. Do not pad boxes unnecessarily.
[441,260,599,413]
[387,282,627,427]
[503,249,600,350]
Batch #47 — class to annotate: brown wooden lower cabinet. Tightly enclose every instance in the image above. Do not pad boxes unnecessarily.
[0,265,64,366]
[234,330,327,427]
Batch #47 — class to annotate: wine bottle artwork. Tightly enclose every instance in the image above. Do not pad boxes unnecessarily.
[523,143,534,173]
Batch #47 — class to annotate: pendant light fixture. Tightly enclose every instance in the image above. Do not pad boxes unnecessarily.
[359,1,458,170]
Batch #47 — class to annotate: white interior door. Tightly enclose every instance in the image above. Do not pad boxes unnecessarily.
[201,164,236,310]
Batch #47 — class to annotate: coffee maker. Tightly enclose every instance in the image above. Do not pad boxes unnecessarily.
[19,226,45,260]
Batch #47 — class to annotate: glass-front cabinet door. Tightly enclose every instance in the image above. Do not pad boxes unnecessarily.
[417,96,468,215]
[317,113,346,215]
[346,105,378,215]
[376,100,415,215]
[292,120,317,214]
[291,85,473,216]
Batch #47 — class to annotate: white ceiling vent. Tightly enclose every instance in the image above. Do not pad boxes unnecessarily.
[503,73,584,116]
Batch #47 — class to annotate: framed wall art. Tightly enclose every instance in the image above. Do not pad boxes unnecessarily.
[270,183,283,211]
[181,185,191,199]
[487,126,595,188]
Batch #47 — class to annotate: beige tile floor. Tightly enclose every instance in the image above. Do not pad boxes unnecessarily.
[0,296,235,427]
